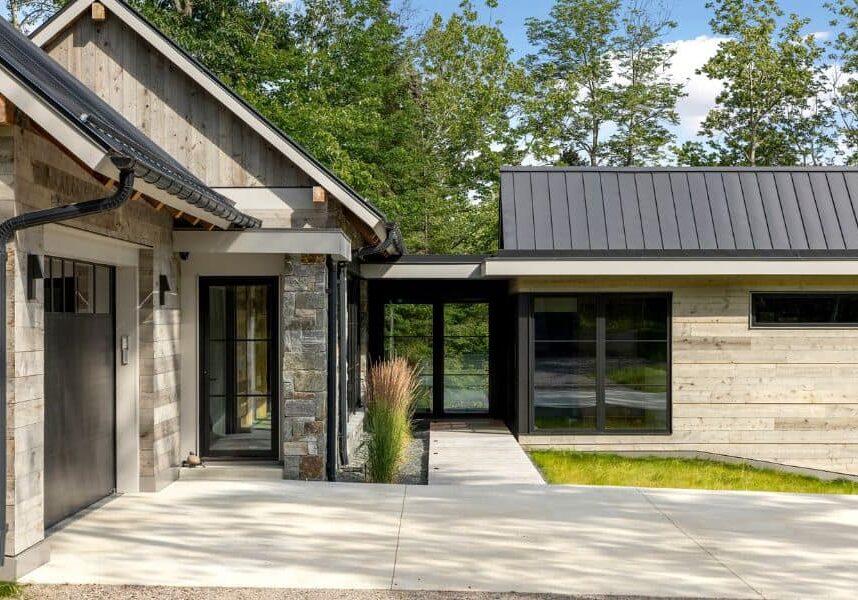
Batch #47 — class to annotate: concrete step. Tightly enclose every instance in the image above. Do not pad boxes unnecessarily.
[178,464,283,481]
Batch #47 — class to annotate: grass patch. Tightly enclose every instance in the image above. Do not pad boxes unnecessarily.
[529,450,858,494]
[0,582,22,598]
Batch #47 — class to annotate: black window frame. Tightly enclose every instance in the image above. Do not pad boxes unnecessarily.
[529,292,672,436]
[750,292,858,328]
[44,255,113,315]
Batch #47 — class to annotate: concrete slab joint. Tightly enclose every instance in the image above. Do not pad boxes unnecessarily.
[282,254,327,480]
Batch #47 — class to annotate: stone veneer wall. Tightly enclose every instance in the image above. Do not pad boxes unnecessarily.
[3,122,179,556]
[282,254,328,480]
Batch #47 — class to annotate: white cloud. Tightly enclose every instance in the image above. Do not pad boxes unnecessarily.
[665,35,727,140]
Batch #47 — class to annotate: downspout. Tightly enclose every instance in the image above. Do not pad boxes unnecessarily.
[354,222,406,260]
[325,256,338,481]
[337,262,348,466]
[0,157,135,564]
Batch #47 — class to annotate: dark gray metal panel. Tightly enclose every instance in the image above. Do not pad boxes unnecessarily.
[530,171,554,250]
[755,172,788,249]
[566,172,590,250]
[722,172,754,249]
[653,172,680,249]
[841,173,858,249]
[669,172,698,250]
[827,172,858,249]
[704,172,735,249]
[617,172,644,249]
[792,172,827,249]
[809,172,845,250]
[635,173,662,250]
[738,172,771,249]
[547,171,572,250]
[583,172,608,250]
[773,172,809,250]
[600,172,626,249]
[512,171,536,250]
[499,171,517,249]
[45,312,115,528]
[687,172,717,250]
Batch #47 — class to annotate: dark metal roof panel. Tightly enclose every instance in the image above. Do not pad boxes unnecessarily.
[500,166,858,255]
[0,16,259,228]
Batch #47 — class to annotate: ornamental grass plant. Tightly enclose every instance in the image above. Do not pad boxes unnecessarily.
[364,357,420,483]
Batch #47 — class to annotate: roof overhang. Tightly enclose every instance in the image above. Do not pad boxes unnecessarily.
[173,228,352,261]
[1,62,234,229]
[482,257,858,277]
[32,0,389,241]
[360,256,486,279]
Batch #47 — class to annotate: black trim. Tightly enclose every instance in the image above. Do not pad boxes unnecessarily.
[198,276,279,460]
[326,258,339,481]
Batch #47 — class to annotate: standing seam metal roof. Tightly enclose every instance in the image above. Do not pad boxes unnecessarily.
[500,167,858,255]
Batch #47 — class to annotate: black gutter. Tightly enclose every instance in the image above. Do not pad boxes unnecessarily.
[337,263,349,466]
[325,256,338,481]
[0,157,136,565]
[354,222,407,260]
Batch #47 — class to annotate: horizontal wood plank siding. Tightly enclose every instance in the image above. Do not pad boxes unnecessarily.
[517,277,858,476]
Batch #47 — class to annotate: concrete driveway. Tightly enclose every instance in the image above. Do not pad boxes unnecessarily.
[22,480,858,599]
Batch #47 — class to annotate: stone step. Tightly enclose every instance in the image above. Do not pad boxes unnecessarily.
[177,464,283,481]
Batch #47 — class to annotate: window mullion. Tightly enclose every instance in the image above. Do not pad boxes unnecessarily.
[596,295,606,432]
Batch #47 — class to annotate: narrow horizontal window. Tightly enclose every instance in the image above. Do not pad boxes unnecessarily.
[751,293,858,327]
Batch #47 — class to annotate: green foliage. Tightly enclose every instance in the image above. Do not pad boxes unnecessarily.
[0,582,21,599]
[522,0,682,166]
[606,366,667,392]
[684,0,833,166]
[530,451,858,494]
[827,0,858,163]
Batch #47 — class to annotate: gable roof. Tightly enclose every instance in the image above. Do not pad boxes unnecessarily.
[500,166,858,256]
[32,0,393,244]
[0,16,260,228]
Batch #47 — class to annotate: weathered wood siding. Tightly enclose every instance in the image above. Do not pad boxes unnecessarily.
[517,277,858,476]
[44,13,312,188]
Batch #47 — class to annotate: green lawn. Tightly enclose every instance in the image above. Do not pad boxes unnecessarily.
[529,450,858,494]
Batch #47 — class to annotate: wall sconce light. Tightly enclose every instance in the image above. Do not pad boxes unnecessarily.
[27,254,44,300]
[159,273,171,306]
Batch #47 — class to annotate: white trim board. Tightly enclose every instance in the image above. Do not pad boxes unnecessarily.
[173,229,352,261]
[32,0,388,241]
[43,224,145,267]
[482,258,858,277]
[361,261,483,279]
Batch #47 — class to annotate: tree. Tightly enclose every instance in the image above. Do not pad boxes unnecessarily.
[408,0,523,253]
[5,0,62,32]
[827,0,858,163]
[690,0,831,166]
[522,0,682,167]
[607,1,685,166]
[523,0,618,166]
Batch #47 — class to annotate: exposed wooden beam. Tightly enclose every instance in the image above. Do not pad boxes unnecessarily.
[191,217,200,226]
[206,223,216,231]
[153,201,164,211]
[173,211,184,220]
[0,95,14,126]
[312,186,326,204]
[91,2,107,22]
[131,191,143,202]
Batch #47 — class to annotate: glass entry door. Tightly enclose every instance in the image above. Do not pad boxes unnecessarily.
[200,277,278,459]
[383,301,489,416]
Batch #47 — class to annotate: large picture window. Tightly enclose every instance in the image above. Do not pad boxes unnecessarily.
[751,293,858,327]
[532,294,670,433]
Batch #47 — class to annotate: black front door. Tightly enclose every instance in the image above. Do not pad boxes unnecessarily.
[200,277,278,459]
[44,257,115,528]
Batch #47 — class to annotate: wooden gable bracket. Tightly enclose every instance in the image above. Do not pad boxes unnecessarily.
[312,185,326,204]
[91,2,107,22]
[0,95,15,126]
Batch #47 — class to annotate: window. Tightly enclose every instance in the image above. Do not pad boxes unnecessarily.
[44,257,112,314]
[532,294,670,433]
[751,293,858,327]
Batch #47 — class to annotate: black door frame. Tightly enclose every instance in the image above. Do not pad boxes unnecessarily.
[199,276,279,460]
[368,280,510,421]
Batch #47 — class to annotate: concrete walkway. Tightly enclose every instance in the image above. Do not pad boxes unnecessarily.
[23,479,858,599]
[428,421,544,485]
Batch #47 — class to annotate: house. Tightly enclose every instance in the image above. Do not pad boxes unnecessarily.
[1,0,857,581]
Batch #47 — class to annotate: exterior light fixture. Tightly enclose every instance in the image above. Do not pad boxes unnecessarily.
[26,254,43,300]
[159,273,171,306]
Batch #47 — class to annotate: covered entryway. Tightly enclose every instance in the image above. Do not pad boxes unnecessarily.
[43,256,116,528]
[368,278,513,422]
